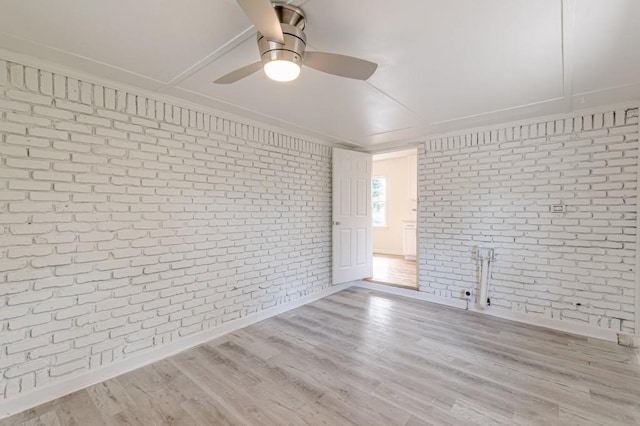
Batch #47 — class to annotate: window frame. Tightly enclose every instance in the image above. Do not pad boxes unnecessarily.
[371,176,387,228]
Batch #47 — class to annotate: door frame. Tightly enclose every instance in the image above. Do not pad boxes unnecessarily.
[367,147,420,290]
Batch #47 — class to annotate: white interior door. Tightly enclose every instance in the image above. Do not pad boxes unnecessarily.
[332,148,373,284]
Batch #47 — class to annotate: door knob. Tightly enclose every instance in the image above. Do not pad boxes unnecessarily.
[333,221,341,225]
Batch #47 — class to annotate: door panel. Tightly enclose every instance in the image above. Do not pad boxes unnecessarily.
[339,178,350,216]
[356,179,368,216]
[356,228,367,265]
[340,229,352,267]
[333,148,373,284]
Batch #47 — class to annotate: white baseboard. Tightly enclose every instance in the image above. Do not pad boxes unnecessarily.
[470,305,618,342]
[372,250,416,260]
[1,279,623,419]
[354,281,618,342]
[354,281,467,309]
[372,249,404,256]
[0,282,353,420]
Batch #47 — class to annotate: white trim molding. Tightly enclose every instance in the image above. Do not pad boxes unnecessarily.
[354,281,618,342]
[372,249,404,256]
[1,277,629,420]
[0,283,352,420]
[355,281,467,309]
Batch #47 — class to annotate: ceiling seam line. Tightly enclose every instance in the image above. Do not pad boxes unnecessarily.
[158,26,257,93]
[364,81,422,120]
[0,31,166,87]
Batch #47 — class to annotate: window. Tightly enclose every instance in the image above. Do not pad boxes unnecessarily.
[372,176,387,227]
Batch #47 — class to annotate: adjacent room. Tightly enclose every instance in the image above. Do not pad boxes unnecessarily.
[0,0,639,424]
[368,149,418,289]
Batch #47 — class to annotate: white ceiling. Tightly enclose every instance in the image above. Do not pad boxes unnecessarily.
[0,0,638,150]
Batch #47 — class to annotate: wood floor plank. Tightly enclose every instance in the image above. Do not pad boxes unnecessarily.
[16,411,60,426]
[368,254,417,288]
[2,287,639,425]
[85,380,133,418]
[51,391,106,426]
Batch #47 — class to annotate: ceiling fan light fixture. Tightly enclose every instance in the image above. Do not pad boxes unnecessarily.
[263,59,301,82]
[214,1,378,85]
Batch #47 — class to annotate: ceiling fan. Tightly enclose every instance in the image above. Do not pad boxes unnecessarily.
[214,0,378,84]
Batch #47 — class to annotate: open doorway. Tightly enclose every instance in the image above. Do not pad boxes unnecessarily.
[365,149,417,289]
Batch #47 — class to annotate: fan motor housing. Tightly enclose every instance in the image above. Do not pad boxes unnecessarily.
[257,3,307,69]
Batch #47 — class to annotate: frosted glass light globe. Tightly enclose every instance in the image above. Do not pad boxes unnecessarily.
[264,60,301,82]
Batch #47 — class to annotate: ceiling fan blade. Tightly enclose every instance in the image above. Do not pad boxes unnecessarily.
[236,0,285,44]
[214,61,263,84]
[304,52,378,80]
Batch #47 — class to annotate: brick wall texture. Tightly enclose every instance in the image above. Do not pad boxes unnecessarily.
[418,106,639,334]
[2,55,639,404]
[0,60,332,400]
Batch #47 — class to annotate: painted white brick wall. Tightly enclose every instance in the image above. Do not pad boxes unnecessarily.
[418,107,639,334]
[0,60,332,400]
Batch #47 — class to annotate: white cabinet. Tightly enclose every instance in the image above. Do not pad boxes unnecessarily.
[403,222,417,260]
[407,154,417,200]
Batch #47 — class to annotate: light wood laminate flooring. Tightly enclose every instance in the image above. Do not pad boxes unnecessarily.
[367,254,417,289]
[2,288,639,425]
